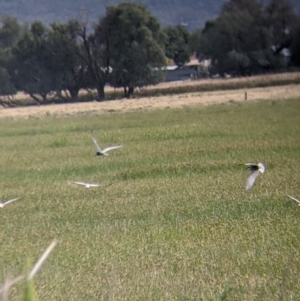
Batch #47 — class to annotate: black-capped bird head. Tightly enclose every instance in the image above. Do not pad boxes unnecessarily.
[245,162,265,191]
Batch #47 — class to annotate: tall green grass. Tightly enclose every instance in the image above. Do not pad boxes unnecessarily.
[0,98,299,300]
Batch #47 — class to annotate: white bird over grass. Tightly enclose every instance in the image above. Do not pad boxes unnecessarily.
[245,162,265,191]
[0,197,20,208]
[70,181,111,188]
[91,130,123,156]
[287,195,300,206]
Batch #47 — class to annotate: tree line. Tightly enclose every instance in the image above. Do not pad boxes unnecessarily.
[0,0,299,105]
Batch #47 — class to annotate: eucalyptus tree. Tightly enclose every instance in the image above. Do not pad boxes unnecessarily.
[45,20,89,101]
[189,28,202,57]
[195,19,230,74]
[12,21,55,104]
[196,0,274,75]
[265,0,300,56]
[0,67,17,106]
[0,15,23,102]
[97,2,166,98]
[74,16,110,101]
[11,19,87,103]
[290,25,300,66]
[0,15,23,49]
[163,25,191,66]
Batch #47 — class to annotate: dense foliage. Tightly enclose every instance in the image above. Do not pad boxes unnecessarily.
[0,3,169,102]
[163,25,191,67]
[0,0,299,104]
[98,3,166,98]
[192,0,300,76]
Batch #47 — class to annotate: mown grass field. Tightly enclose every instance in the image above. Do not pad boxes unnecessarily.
[0,97,300,300]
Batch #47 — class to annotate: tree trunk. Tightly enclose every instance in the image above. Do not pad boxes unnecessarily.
[68,86,79,102]
[96,83,105,101]
[128,86,134,98]
[29,93,42,105]
[41,92,48,103]
[123,86,134,98]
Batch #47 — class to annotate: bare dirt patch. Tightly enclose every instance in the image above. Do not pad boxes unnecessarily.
[1,84,299,120]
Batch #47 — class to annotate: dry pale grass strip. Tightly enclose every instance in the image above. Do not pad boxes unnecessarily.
[1,83,299,120]
[12,72,300,101]
[104,71,300,91]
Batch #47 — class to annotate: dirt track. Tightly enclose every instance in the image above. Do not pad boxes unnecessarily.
[1,83,299,120]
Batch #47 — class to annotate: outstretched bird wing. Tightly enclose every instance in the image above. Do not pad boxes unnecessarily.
[70,181,101,188]
[71,181,88,186]
[102,145,123,154]
[91,131,102,153]
[1,197,20,207]
[287,195,300,205]
[246,170,260,191]
[87,183,101,187]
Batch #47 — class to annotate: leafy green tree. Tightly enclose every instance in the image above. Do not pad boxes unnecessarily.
[164,25,191,66]
[265,0,300,55]
[0,67,16,100]
[196,0,274,75]
[0,15,23,49]
[45,20,89,101]
[0,15,23,104]
[77,17,111,101]
[12,21,55,104]
[189,28,202,57]
[290,25,300,66]
[195,19,229,73]
[0,53,16,105]
[10,19,91,103]
[98,2,166,98]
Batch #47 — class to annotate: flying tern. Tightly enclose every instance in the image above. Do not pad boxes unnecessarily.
[0,197,20,208]
[91,130,123,156]
[245,162,265,191]
[70,181,111,188]
[287,195,300,206]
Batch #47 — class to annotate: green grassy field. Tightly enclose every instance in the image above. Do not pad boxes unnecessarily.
[1,98,300,301]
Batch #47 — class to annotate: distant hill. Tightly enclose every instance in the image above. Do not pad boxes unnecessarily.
[0,0,299,31]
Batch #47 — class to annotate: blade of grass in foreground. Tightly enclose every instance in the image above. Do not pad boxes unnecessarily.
[22,240,57,301]
[0,240,57,301]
